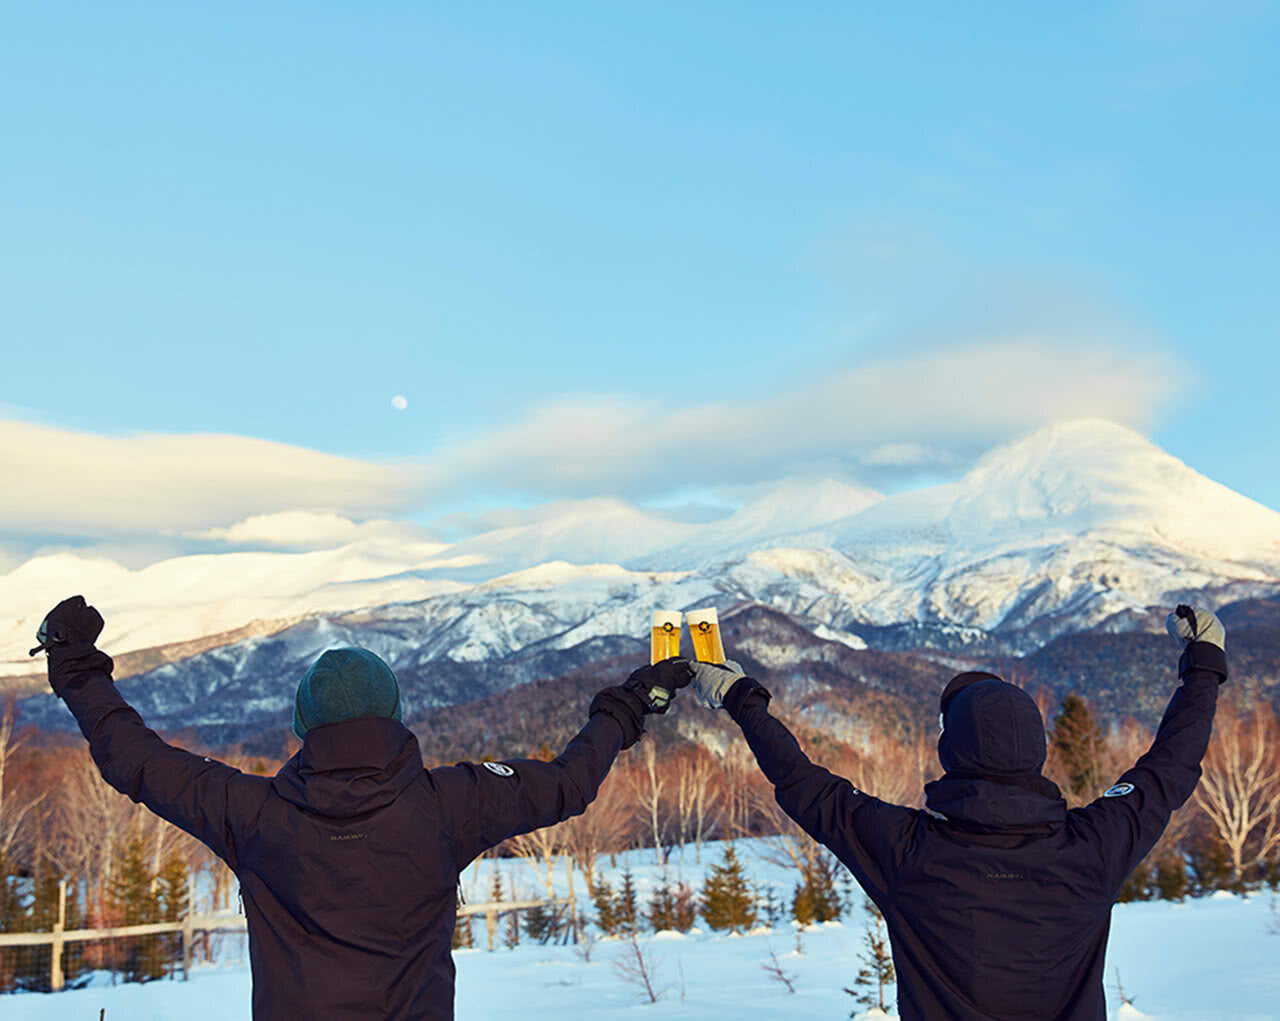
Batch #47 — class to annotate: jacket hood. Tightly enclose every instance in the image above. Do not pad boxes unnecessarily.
[938,677,1047,774]
[925,772,1067,832]
[272,716,423,819]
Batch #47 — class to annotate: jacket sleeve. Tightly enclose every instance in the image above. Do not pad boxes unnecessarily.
[1075,641,1225,894]
[431,686,643,868]
[48,644,258,870]
[726,677,915,904]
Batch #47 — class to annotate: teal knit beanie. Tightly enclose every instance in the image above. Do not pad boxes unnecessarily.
[293,647,403,740]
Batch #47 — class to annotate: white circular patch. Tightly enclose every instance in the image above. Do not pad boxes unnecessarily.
[391,394,408,411]
[1104,782,1135,798]
[482,762,515,777]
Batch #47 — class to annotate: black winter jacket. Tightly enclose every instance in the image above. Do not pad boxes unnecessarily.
[48,644,647,1021]
[725,641,1226,1021]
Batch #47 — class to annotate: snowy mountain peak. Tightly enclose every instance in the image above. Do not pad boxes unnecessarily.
[946,418,1280,561]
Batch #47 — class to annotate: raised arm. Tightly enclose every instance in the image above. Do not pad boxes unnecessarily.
[433,658,693,867]
[694,661,914,903]
[1076,605,1228,892]
[34,596,260,869]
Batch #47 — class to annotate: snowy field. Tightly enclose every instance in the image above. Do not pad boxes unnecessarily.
[4,841,1278,1020]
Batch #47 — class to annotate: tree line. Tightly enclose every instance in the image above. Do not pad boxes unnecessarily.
[2,684,1278,991]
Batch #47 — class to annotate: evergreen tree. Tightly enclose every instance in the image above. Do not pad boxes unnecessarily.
[1117,858,1153,903]
[156,852,190,978]
[1154,854,1189,902]
[111,835,165,983]
[646,878,696,933]
[671,882,697,932]
[845,898,895,1014]
[792,856,841,924]
[12,861,61,991]
[524,903,563,943]
[699,844,758,933]
[617,869,639,933]
[593,876,619,936]
[648,879,676,933]
[1189,834,1235,894]
[761,884,783,927]
[452,914,474,950]
[1052,692,1106,799]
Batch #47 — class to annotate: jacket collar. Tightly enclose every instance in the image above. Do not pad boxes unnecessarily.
[271,717,422,818]
[924,770,1066,833]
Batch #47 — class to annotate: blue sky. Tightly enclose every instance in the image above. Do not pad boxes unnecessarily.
[2,2,1278,565]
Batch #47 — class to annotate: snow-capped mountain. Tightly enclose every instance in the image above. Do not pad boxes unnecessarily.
[5,419,1280,687]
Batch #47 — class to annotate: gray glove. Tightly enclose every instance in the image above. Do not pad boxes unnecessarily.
[690,659,746,710]
[1165,604,1225,651]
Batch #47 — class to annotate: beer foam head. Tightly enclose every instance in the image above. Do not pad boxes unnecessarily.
[686,607,719,628]
[652,610,682,629]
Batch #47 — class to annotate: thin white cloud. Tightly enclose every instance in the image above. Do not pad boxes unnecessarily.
[0,338,1184,566]
[195,511,434,549]
[423,337,1183,500]
[0,420,424,535]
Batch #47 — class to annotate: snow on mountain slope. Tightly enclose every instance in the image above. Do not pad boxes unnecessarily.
[641,477,882,569]
[5,419,1280,678]
[0,541,470,676]
[443,497,700,578]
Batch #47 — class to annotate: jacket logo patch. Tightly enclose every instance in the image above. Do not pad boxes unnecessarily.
[483,762,515,777]
[329,833,367,842]
[1104,782,1135,798]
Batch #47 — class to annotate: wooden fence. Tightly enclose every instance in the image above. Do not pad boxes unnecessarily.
[0,881,573,992]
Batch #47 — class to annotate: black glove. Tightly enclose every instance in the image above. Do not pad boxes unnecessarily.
[622,657,694,714]
[30,595,105,656]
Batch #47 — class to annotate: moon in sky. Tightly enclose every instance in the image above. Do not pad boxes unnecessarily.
[391,394,408,411]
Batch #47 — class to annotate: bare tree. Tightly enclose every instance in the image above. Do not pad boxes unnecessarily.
[672,745,721,862]
[628,738,669,859]
[558,771,631,896]
[507,822,560,899]
[0,696,45,868]
[612,930,663,1003]
[761,944,796,993]
[1194,698,1280,884]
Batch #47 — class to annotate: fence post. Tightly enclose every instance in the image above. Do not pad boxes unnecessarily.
[182,873,195,980]
[50,879,67,992]
[485,908,497,952]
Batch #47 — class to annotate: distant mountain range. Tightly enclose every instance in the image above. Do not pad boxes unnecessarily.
[6,419,1279,747]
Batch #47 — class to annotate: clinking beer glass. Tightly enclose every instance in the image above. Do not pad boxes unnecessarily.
[687,607,726,664]
[650,610,683,665]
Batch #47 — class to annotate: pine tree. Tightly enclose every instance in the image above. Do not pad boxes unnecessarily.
[1117,858,1153,902]
[793,856,841,924]
[1154,854,1189,902]
[845,898,895,1014]
[524,903,563,943]
[761,884,783,927]
[156,853,190,978]
[593,876,619,936]
[1189,833,1235,894]
[648,879,675,933]
[452,914,474,949]
[1052,692,1106,799]
[111,835,165,983]
[700,844,758,933]
[617,869,639,933]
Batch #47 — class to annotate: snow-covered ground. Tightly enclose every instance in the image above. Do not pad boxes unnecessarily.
[4,842,1278,1020]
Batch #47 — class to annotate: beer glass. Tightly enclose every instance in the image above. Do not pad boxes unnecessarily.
[687,607,726,664]
[650,610,683,664]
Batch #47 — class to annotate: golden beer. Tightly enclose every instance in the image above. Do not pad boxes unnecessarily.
[650,610,683,664]
[687,607,726,664]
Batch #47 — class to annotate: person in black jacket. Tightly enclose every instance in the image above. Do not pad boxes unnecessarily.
[30,595,693,1021]
[690,604,1227,1021]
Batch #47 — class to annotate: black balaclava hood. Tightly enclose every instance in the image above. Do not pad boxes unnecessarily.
[937,672,1047,775]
